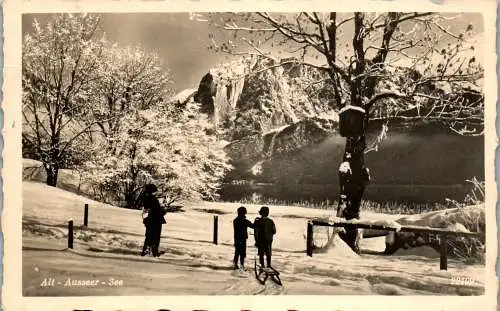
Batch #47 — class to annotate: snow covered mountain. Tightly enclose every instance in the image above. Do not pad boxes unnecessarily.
[171,56,483,203]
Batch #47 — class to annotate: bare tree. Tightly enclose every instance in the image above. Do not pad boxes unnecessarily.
[208,12,483,251]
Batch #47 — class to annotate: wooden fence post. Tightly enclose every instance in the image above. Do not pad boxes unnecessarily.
[440,234,448,270]
[68,220,74,249]
[213,215,218,245]
[84,204,89,227]
[306,221,313,257]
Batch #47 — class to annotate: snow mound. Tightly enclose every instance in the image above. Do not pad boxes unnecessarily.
[396,205,484,231]
[23,221,66,239]
[23,158,43,168]
[445,223,470,233]
[386,204,485,260]
[316,234,359,259]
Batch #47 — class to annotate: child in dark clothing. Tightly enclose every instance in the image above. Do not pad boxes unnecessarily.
[254,206,276,268]
[233,206,254,270]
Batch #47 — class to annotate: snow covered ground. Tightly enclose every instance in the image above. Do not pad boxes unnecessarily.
[22,181,485,296]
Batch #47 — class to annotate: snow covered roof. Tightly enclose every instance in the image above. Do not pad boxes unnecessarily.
[339,105,366,114]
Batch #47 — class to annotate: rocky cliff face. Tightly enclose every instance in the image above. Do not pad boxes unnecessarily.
[193,58,248,128]
[192,56,337,140]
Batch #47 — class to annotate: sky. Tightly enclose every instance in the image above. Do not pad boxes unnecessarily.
[22,13,484,93]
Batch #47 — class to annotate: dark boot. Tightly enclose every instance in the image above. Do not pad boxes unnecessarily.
[141,244,149,256]
[151,244,159,257]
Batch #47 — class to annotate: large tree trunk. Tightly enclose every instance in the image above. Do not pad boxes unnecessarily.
[334,12,401,253]
[45,164,59,187]
[336,134,369,253]
[336,11,372,250]
[46,135,61,187]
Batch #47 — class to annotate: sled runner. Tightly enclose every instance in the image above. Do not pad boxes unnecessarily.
[254,257,282,286]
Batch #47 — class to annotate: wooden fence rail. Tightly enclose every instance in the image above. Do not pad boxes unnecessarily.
[307,219,484,271]
[67,204,222,251]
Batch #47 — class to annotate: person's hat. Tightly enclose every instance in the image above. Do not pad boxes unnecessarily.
[259,206,269,217]
[237,206,247,215]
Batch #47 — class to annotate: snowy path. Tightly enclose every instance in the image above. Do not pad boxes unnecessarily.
[23,237,282,296]
[22,182,485,296]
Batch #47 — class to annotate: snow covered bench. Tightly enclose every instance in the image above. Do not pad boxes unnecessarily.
[307,218,484,270]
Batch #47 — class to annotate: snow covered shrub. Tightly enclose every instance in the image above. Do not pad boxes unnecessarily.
[447,205,485,263]
[445,178,485,262]
[84,103,232,209]
[445,177,485,209]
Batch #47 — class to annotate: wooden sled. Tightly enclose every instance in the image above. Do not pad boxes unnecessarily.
[254,257,282,286]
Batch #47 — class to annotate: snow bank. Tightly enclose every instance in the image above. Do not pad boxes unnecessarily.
[166,88,197,105]
[385,204,485,260]
[396,204,484,232]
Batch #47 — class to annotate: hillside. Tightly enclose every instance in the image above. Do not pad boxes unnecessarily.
[219,121,483,204]
[22,181,485,296]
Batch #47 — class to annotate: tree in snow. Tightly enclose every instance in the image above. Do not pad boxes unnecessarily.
[207,12,484,251]
[85,102,232,209]
[22,14,108,186]
[90,44,172,144]
[82,42,228,209]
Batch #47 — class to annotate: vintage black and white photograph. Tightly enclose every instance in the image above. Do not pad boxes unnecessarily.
[5,2,496,306]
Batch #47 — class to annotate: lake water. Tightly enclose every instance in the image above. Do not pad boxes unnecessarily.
[218,183,471,205]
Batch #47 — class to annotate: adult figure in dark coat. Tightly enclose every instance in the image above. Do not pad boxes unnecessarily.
[140,184,166,257]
